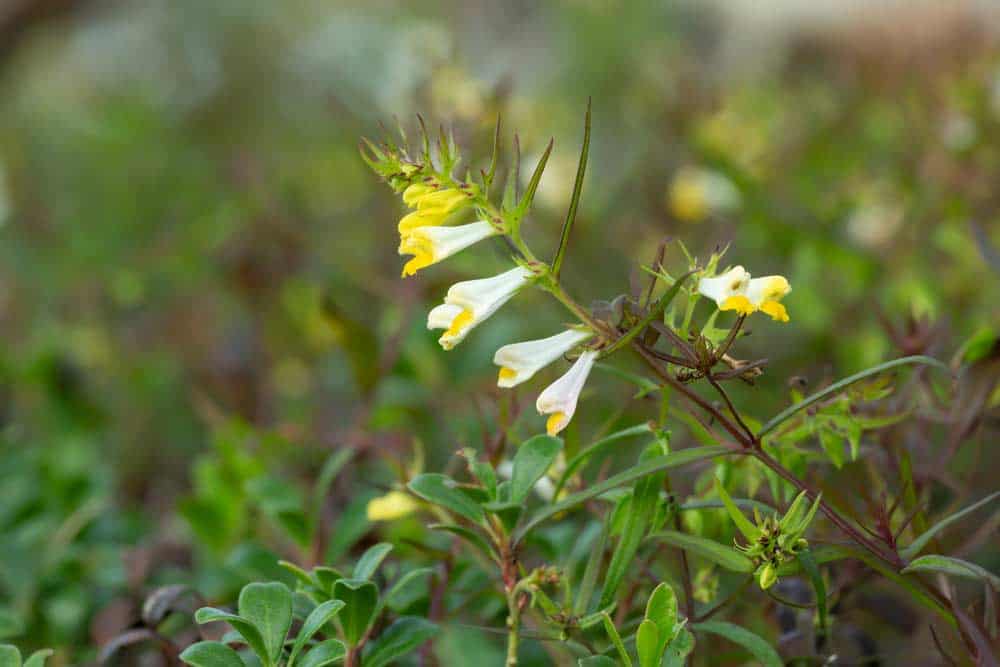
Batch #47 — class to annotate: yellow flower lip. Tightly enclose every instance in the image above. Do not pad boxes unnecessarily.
[398,221,499,277]
[536,350,598,435]
[492,328,593,388]
[700,267,792,323]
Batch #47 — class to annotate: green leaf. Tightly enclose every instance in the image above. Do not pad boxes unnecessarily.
[288,600,345,667]
[645,583,678,660]
[578,657,617,667]
[194,608,268,662]
[239,582,293,665]
[428,524,496,561]
[179,642,246,667]
[551,98,590,278]
[386,568,435,609]
[313,567,345,595]
[408,474,484,523]
[555,423,655,497]
[600,443,666,607]
[662,627,695,667]
[796,549,827,640]
[333,579,379,646]
[515,446,730,542]
[574,517,609,615]
[715,479,759,541]
[298,640,346,667]
[693,621,782,667]
[0,645,21,667]
[601,614,633,667]
[818,429,845,468]
[353,543,393,580]
[903,555,1000,591]
[0,609,25,640]
[635,619,660,667]
[510,435,563,504]
[759,356,950,438]
[23,650,53,667]
[362,617,438,667]
[516,139,554,214]
[648,531,754,572]
[901,491,1000,559]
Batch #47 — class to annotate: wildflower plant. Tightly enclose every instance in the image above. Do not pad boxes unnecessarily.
[354,107,996,665]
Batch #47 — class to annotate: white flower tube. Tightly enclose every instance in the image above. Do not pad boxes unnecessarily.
[536,350,598,436]
[697,266,750,312]
[427,266,533,350]
[745,276,791,322]
[493,328,593,388]
[399,221,499,277]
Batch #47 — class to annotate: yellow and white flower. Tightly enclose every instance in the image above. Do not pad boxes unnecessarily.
[698,266,751,312]
[536,350,598,436]
[427,266,533,350]
[493,328,593,388]
[398,220,499,277]
[698,266,791,322]
[366,490,418,521]
[399,185,473,233]
[744,276,791,322]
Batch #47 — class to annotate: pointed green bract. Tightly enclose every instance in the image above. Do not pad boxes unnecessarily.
[715,479,760,541]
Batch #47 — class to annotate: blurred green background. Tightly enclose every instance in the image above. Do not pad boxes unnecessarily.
[0,0,998,662]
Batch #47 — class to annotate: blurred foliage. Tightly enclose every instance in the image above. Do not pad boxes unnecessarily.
[0,0,997,664]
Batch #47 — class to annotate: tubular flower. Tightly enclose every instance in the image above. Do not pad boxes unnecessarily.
[698,266,751,314]
[398,185,474,233]
[427,267,533,350]
[493,328,593,388]
[536,350,598,436]
[398,220,499,277]
[366,490,418,521]
[745,276,791,322]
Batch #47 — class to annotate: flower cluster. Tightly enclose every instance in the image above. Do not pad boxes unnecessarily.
[717,481,821,590]
[697,265,792,322]
[391,177,597,436]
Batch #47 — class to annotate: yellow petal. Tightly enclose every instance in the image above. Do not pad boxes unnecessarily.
[720,295,755,315]
[445,309,474,339]
[546,411,568,435]
[759,301,789,322]
[498,367,518,382]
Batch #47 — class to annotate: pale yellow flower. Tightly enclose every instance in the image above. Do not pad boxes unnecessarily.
[536,350,598,436]
[398,220,499,277]
[427,267,532,350]
[366,490,419,521]
[493,328,593,388]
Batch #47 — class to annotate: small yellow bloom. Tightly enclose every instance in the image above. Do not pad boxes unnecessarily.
[493,328,593,388]
[536,350,598,435]
[398,221,498,277]
[427,267,532,350]
[698,266,791,322]
[398,186,473,233]
[698,266,750,309]
[366,490,418,521]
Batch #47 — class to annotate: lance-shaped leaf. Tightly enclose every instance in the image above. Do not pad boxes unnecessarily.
[901,490,1000,559]
[903,555,1000,591]
[601,614,633,667]
[298,640,346,667]
[555,423,654,497]
[408,474,484,523]
[362,617,438,667]
[648,531,754,573]
[552,99,591,278]
[510,435,562,504]
[515,445,729,542]
[516,139,554,215]
[287,599,345,666]
[715,479,759,541]
[353,543,393,580]
[693,621,782,667]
